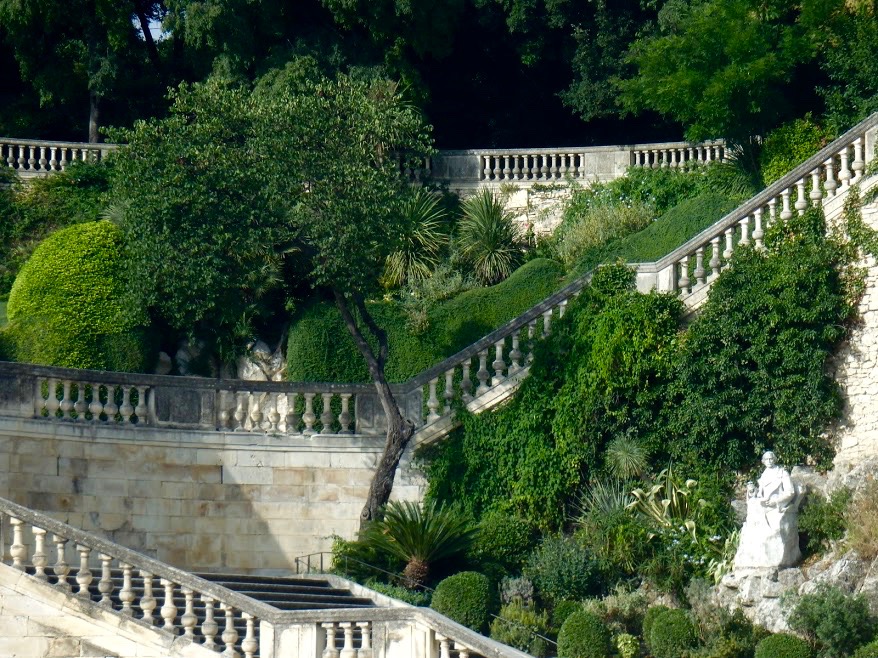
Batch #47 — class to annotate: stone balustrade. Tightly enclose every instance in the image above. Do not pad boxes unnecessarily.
[1,138,116,178]
[0,497,527,658]
[635,113,878,304]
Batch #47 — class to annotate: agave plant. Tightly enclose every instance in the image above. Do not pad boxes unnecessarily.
[383,188,449,288]
[457,188,521,285]
[364,500,476,589]
[628,464,705,534]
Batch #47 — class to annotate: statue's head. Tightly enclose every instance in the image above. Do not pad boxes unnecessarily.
[762,451,777,468]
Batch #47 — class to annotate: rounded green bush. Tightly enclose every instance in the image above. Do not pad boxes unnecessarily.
[647,608,698,658]
[754,633,813,658]
[641,606,671,646]
[287,258,564,382]
[525,536,599,604]
[430,571,495,633]
[5,221,151,371]
[553,600,583,629]
[854,640,878,658]
[490,600,551,657]
[557,610,612,658]
[470,508,537,574]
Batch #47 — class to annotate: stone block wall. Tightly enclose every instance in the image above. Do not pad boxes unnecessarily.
[0,417,423,573]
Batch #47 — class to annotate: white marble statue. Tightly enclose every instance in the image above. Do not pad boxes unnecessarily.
[733,451,802,570]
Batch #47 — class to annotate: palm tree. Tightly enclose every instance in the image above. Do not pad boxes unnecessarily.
[457,188,521,285]
[383,188,449,288]
[364,500,475,589]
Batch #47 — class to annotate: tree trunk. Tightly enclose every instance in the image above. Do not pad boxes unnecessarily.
[333,290,415,527]
[88,91,101,144]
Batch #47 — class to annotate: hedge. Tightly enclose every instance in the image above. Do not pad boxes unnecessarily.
[557,610,612,658]
[430,571,495,632]
[754,634,813,658]
[287,258,565,382]
[4,221,153,371]
[571,192,738,276]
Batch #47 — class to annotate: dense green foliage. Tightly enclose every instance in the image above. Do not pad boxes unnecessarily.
[760,116,832,186]
[3,221,151,371]
[798,488,852,556]
[755,634,814,658]
[364,579,432,606]
[646,609,698,658]
[489,601,551,657]
[468,508,538,575]
[524,536,600,604]
[457,188,522,285]
[0,161,111,295]
[557,610,612,658]
[789,587,876,657]
[642,606,672,645]
[430,571,495,633]
[854,641,878,658]
[286,258,563,382]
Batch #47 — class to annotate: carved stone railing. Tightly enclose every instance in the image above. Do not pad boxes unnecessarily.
[634,112,878,305]
[430,139,726,188]
[1,138,116,178]
[0,497,529,658]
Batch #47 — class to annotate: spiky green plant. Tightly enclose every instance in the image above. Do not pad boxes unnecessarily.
[383,188,449,288]
[364,500,476,588]
[605,433,648,480]
[628,465,705,534]
[457,188,521,285]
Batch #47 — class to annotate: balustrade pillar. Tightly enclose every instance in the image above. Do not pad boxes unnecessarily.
[723,227,734,269]
[339,394,352,434]
[322,622,340,658]
[476,351,490,396]
[303,393,317,436]
[795,179,808,215]
[103,386,118,420]
[768,197,778,227]
[709,236,721,278]
[74,382,87,420]
[492,156,501,180]
[509,334,522,373]
[739,216,750,247]
[119,387,134,423]
[160,579,178,632]
[491,340,506,386]
[542,309,552,336]
[249,392,263,430]
[839,147,852,188]
[135,386,148,423]
[357,622,373,658]
[444,369,454,414]
[140,571,156,624]
[339,622,357,658]
[780,188,793,220]
[320,393,334,434]
[269,393,282,432]
[512,155,522,180]
[481,155,490,181]
[53,535,70,590]
[9,517,26,570]
[46,378,60,417]
[753,208,764,249]
[59,380,73,419]
[502,156,511,180]
[75,545,92,598]
[181,588,197,638]
[119,563,135,615]
[853,137,865,181]
[221,605,240,657]
[97,554,113,605]
[677,257,690,292]
[242,613,258,658]
[29,526,47,580]
[89,383,103,421]
[694,247,706,285]
[427,378,440,423]
[202,596,219,650]
[286,393,301,433]
[825,158,838,197]
[461,361,473,402]
[810,168,824,206]
[527,320,537,362]
[438,634,452,658]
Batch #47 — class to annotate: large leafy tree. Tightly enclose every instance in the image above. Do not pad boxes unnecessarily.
[111,64,431,522]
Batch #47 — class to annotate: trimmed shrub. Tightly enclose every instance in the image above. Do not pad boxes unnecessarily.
[430,571,495,633]
[647,608,698,658]
[854,640,878,658]
[557,610,612,658]
[788,586,875,657]
[553,600,583,629]
[287,258,564,382]
[525,536,600,604]
[469,508,538,574]
[642,606,671,645]
[754,634,813,658]
[490,600,551,657]
[4,221,152,371]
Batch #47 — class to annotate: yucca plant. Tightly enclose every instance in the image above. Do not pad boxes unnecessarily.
[383,188,449,288]
[457,188,521,285]
[605,432,648,480]
[364,500,475,589]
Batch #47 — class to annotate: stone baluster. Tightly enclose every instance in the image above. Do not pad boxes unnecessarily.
[437,634,452,658]
[46,377,60,418]
[53,535,70,590]
[135,386,148,423]
[651,149,660,168]
[103,385,118,421]
[543,309,553,336]
[768,197,778,227]
[739,216,750,247]
[302,393,317,436]
[481,155,490,181]
[357,622,373,658]
[427,378,441,423]
[119,563,135,615]
[502,156,511,180]
[443,369,454,414]
[519,154,530,179]
[38,146,47,171]
[201,596,219,649]
[824,158,838,197]
[540,154,550,179]
[677,256,690,293]
[509,333,522,373]
[319,393,336,434]
[694,246,706,286]
[75,545,92,598]
[527,319,537,362]
[119,387,134,423]
[97,554,113,605]
[558,299,568,318]
[242,613,258,658]
[231,391,246,429]
[89,383,104,421]
[709,236,721,279]
[549,153,558,178]
[659,149,668,168]
[723,227,734,269]
[810,168,824,206]
[476,351,490,396]
[491,340,506,385]
[160,579,178,632]
[322,622,340,658]
[488,155,499,180]
[181,588,197,638]
[461,360,474,402]
[339,394,353,433]
[59,148,68,170]
[59,380,73,419]
[780,187,793,220]
[32,526,48,580]
[221,603,239,657]
[15,145,25,169]
[286,392,301,433]
[456,645,471,658]
[512,155,522,180]
[753,208,764,249]
[9,517,26,570]
[339,622,357,658]
[27,146,36,169]
[218,391,232,430]
[839,146,852,188]
[794,178,808,215]
[248,392,262,430]
[140,571,156,624]
[49,146,58,170]
[852,137,865,181]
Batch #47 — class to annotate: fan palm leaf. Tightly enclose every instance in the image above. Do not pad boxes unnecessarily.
[457,188,521,285]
